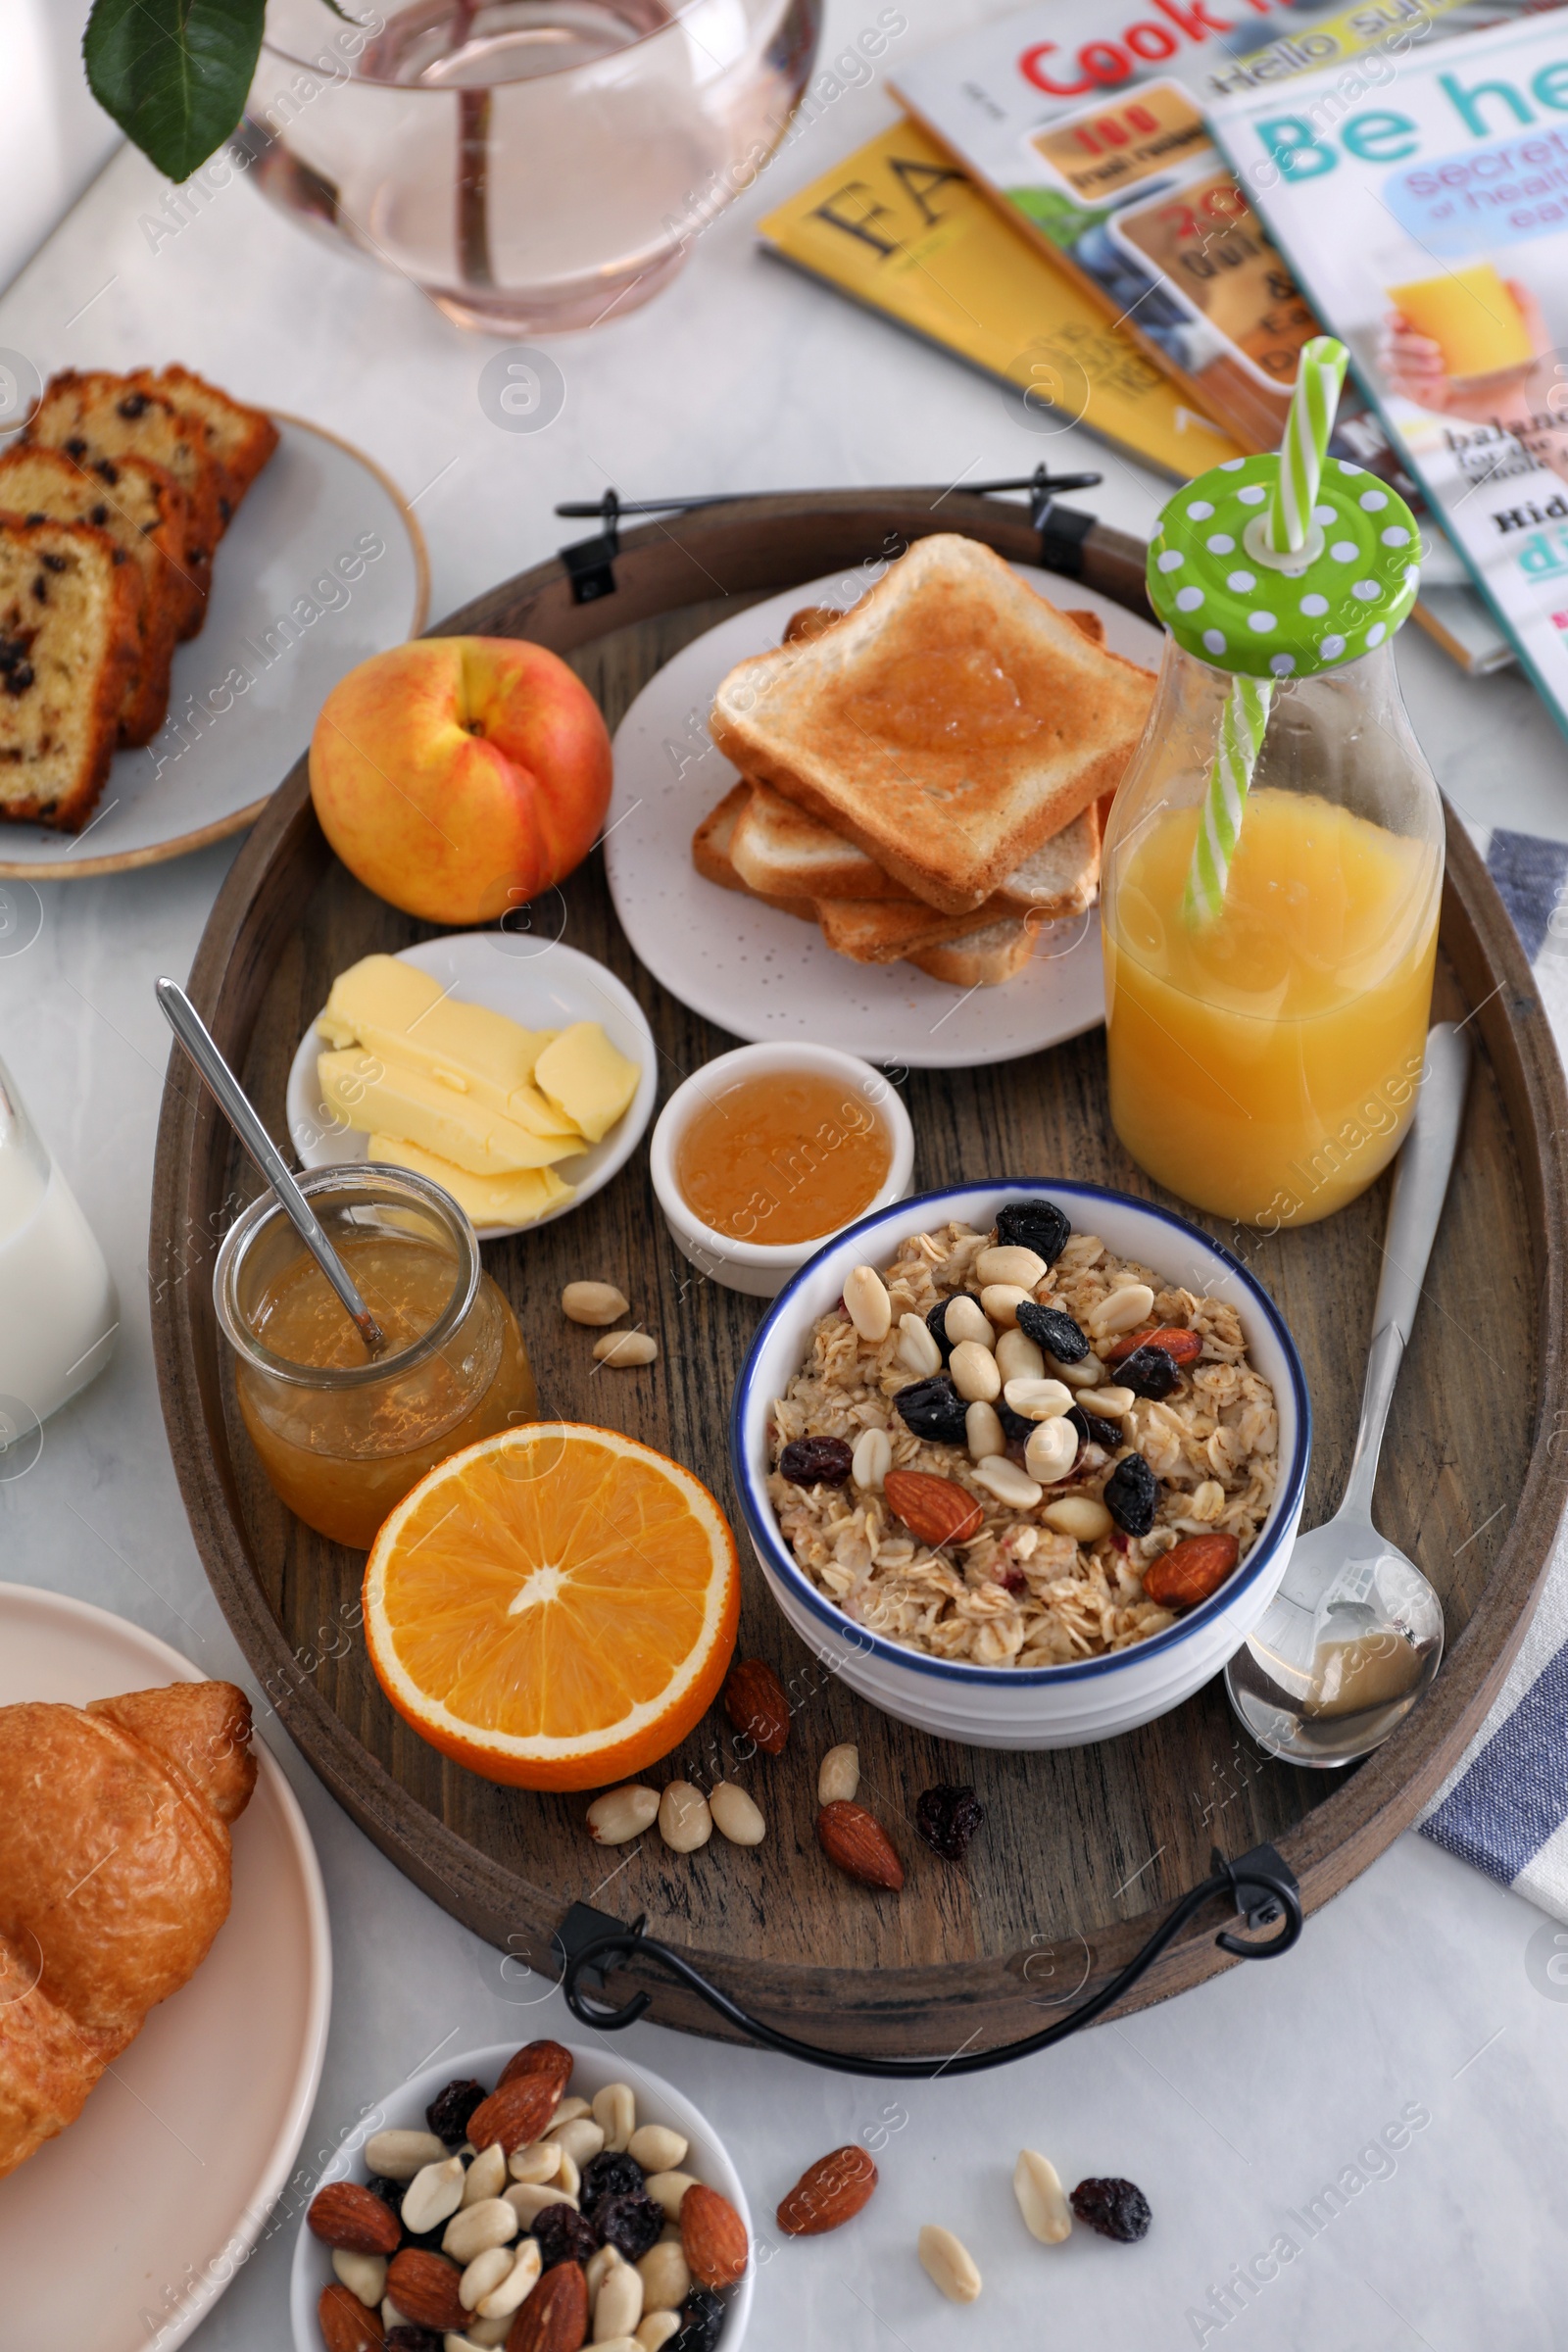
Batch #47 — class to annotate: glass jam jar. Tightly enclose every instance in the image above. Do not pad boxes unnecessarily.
[1102,452,1445,1231]
[216,1165,536,1548]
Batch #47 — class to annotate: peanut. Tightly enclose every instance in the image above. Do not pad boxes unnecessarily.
[1048,1348,1107,1389]
[462,2144,508,2206]
[965,1400,1004,1461]
[1012,2150,1072,2244]
[546,2117,606,2167]
[709,1782,765,1846]
[975,1244,1047,1290]
[979,1282,1029,1328]
[1075,1386,1135,1419]
[636,2319,682,2352]
[594,2263,644,2341]
[816,1742,859,1806]
[586,2244,623,2306]
[594,1331,659,1367]
[563,1281,629,1326]
[558,2150,581,2200]
[366,2129,447,2181]
[942,1295,994,1348]
[627,2124,689,2174]
[995,1327,1044,1384]
[1025,1417,1078,1486]
[1041,1496,1113,1543]
[971,1456,1043,1510]
[331,2251,386,2307]
[918,2223,982,2304]
[401,2154,466,2234]
[1089,1283,1155,1338]
[586,1785,659,1844]
[658,1783,711,1853]
[948,1340,1001,1403]
[636,2239,691,2310]
[896,1313,942,1376]
[642,2171,699,2219]
[460,2245,515,2312]
[477,2239,541,2320]
[465,2317,513,2348]
[506,2181,579,2224]
[852,1427,891,1492]
[443,2198,518,2265]
[1002,1376,1072,1421]
[592,2083,637,2154]
[507,2140,562,2186]
[843,1264,892,1343]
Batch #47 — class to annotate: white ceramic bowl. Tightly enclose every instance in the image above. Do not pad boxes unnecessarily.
[730,1180,1311,1749]
[285,935,658,1237]
[650,1043,915,1297]
[289,2036,754,2352]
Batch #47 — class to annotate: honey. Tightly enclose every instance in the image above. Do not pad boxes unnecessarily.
[226,1213,536,1549]
[675,1070,891,1245]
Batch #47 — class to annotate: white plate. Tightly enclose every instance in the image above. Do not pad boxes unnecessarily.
[286,935,659,1236]
[289,2037,754,2352]
[604,562,1162,1069]
[0,413,427,880]
[0,1582,331,2352]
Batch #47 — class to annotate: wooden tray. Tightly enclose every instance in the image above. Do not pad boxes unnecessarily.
[151,491,1568,2059]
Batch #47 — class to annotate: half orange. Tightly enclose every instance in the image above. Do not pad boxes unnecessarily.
[363,1423,739,1789]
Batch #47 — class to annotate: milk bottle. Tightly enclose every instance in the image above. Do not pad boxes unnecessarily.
[0,1055,118,1432]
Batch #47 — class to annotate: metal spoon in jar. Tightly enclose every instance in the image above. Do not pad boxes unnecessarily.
[1224,1022,1470,1767]
[156,977,387,1359]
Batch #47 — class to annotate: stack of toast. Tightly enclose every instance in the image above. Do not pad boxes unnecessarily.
[0,367,278,832]
[690,535,1155,986]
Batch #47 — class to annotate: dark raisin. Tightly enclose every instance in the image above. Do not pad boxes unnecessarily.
[591,2188,663,2260]
[364,2173,406,2219]
[3,664,33,696]
[893,1375,969,1446]
[425,2076,487,2142]
[1116,1345,1180,1400]
[925,1295,983,1361]
[669,2284,726,2352]
[1070,2176,1152,2242]
[30,576,47,603]
[1067,1403,1123,1454]
[116,391,149,417]
[93,458,119,482]
[779,1435,854,1489]
[89,504,109,524]
[1014,1299,1089,1362]
[581,2149,644,2206]
[996,1200,1070,1265]
[997,1397,1036,1446]
[384,2330,444,2352]
[532,2201,600,2268]
[1103,1453,1158,1537]
[41,552,67,573]
[65,435,87,459]
[24,510,44,525]
[915,1785,985,1860]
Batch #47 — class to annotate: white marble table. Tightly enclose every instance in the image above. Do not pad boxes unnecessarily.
[3,10,1568,2344]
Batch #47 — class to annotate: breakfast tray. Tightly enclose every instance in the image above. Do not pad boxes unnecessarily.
[150,489,1568,2059]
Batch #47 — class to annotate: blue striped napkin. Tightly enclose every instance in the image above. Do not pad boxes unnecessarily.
[1419,828,1568,1917]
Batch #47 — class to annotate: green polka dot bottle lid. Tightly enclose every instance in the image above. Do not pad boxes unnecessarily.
[1147,452,1421,681]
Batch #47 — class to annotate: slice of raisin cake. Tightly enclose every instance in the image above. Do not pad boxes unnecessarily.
[0,520,138,831]
[0,446,187,745]
[131,366,278,529]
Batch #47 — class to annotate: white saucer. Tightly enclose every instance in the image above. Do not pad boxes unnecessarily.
[285,934,659,1236]
[604,562,1161,1069]
[0,1582,331,2352]
[0,413,427,880]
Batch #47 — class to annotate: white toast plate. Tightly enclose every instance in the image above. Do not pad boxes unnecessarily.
[0,413,427,879]
[604,562,1161,1070]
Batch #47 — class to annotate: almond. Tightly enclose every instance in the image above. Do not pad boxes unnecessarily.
[816,1799,904,1891]
[307,2180,401,2256]
[1144,1531,1240,1608]
[468,2070,564,2153]
[679,2180,750,2288]
[507,2257,589,2352]
[498,2038,575,2096]
[385,2248,468,2331]
[882,1469,984,1549]
[318,2280,385,2351]
[1102,1324,1201,1367]
[776,2144,878,2235]
[723,1656,790,1754]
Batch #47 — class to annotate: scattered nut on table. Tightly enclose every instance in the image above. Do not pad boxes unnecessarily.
[658,1782,711,1852]
[1012,2149,1072,2243]
[594,1330,659,1366]
[709,1781,766,1846]
[586,1785,660,1844]
[816,1741,859,1806]
[563,1279,630,1325]
[918,2222,982,2303]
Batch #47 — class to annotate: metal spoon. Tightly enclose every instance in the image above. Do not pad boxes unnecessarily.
[156,977,387,1359]
[1224,1021,1470,1767]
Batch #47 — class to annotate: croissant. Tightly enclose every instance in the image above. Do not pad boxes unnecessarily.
[0,1679,257,2180]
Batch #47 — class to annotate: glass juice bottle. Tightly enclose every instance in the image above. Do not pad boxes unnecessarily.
[216,1164,536,1548]
[1102,453,1444,1230]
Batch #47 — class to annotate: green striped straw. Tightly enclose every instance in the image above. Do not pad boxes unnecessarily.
[1183,334,1349,927]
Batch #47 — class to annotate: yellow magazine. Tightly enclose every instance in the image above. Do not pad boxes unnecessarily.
[758,119,1243,481]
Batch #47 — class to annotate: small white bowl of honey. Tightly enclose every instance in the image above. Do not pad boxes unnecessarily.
[650,1043,914,1298]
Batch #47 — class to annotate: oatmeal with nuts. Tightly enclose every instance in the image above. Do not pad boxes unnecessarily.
[765,1200,1279,1668]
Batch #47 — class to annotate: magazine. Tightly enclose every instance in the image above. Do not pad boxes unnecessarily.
[758,118,1245,480]
[891,0,1555,454]
[1209,11,1568,734]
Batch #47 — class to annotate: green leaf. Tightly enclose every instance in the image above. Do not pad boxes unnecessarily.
[84,0,268,183]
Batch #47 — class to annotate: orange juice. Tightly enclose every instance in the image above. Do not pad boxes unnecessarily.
[1386,262,1532,379]
[1103,789,1440,1228]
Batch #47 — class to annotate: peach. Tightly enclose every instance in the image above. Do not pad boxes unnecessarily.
[309,636,612,925]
